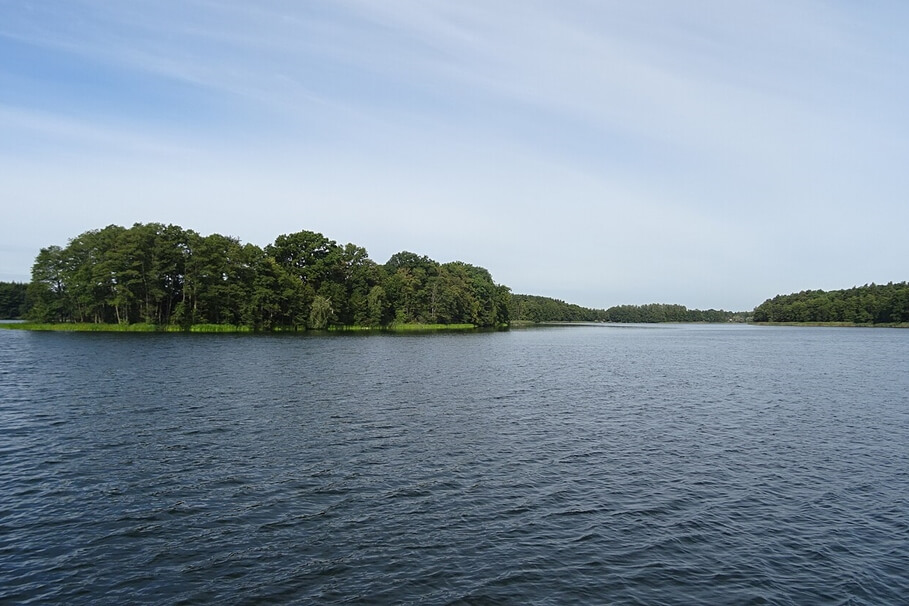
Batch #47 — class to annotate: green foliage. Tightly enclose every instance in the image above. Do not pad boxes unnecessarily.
[0,322,254,332]
[509,295,745,323]
[308,295,334,329]
[508,295,744,324]
[366,285,389,327]
[752,282,909,325]
[24,223,510,330]
[1,322,161,332]
[21,222,767,331]
[509,294,607,323]
[603,303,744,323]
[0,281,28,319]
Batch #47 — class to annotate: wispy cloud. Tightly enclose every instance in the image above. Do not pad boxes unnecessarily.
[2,1,908,308]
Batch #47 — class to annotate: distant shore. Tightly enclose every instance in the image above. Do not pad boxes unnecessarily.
[6,320,909,333]
[750,321,909,328]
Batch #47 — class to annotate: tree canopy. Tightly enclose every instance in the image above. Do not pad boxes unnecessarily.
[752,283,909,324]
[508,294,608,322]
[0,281,28,319]
[21,223,899,329]
[508,294,744,324]
[24,223,510,329]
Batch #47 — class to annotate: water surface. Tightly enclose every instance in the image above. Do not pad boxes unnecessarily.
[1,325,907,604]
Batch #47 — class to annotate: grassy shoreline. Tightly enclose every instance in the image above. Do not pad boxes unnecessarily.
[6,320,907,332]
[750,321,909,328]
[0,322,486,333]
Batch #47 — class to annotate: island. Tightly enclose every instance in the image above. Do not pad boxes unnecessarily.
[3,223,905,331]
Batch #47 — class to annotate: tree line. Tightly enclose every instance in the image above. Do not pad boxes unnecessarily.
[601,303,745,323]
[508,294,607,322]
[10,225,903,327]
[2,231,746,327]
[0,282,28,319]
[752,282,909,324]
[21,223,511,329]
[507,295,744,323]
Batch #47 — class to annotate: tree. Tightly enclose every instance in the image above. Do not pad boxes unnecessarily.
[309,295,334,329]
[268,231,339,288]
[24,222,518,329]
[751,282,909,324]
[366,285,389,327]
[28,245,68,322]
[0,282,28,319]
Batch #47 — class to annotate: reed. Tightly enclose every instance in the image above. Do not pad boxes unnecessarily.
[0,322,160,332]
[1,322,483,333]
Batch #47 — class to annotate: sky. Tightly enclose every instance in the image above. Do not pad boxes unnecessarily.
[2,1,908,311]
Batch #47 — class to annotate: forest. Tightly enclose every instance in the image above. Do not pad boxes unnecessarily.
[508,294,607,322]
[6,223,905,328]
[19,223,510,329]
[507,295,744,324]
[9,223,746,329]
[0,282,28,319]
[751,282,909,324]
[601,303,744,323]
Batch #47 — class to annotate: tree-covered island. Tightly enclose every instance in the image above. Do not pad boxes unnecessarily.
[16,223,510,330]
[3,223,747,330]
[3,223,904,329]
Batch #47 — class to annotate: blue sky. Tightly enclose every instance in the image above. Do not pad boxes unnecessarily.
[2,1,908,310]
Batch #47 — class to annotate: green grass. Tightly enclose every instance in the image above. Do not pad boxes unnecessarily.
[0,322,252,332]
[0,322,160,332]
[1,321,483,333]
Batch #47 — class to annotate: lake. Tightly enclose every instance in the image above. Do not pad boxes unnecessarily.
[1,324,907,604]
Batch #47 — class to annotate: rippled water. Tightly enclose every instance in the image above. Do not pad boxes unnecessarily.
[1,325,908,604]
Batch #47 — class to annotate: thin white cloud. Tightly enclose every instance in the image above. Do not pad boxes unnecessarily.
[2,1,908,309]
[0,104,208,159]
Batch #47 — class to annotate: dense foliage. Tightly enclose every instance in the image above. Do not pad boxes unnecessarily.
[603,304,745,323]
[752,282,909,324]
[508,295,743,324]
[26,223,511,329]
[26,223,899,329]
[508,294,607,322]
[0,281,28,319]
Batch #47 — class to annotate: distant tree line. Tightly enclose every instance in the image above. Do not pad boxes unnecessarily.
[752,282,909,324]
[508,294,744,323]
[0,281,28,319]
[17,224,901,328]
[601,303,745,323]
[24,223,511,329]
[509,294,608,322]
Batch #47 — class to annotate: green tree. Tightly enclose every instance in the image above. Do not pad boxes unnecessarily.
[268,231,339,288]
[309,295,334,329]
[0,282,29,319]
[366,285,389,327]
[28,245,68,322]
[23,222,520,330]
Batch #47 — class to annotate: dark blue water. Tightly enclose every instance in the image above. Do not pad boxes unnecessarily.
[1,325,908,604]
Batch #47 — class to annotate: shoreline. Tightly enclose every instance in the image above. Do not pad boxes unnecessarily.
[749,321,909,328]
[0,322,487,333]
[5,320,909,332]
